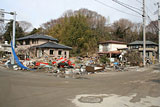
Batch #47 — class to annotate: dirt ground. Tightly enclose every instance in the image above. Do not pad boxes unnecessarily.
[0,64,160,107]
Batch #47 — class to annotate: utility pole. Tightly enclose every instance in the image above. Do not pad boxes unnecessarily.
[143,0,146,66]
[11,11,16,64]
[158,3,160,63]
[0,9,16,64]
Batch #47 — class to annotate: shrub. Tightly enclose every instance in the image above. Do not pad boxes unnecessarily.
[99,55,110,64]
[124,51,142,66]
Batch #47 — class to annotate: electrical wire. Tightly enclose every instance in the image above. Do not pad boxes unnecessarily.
[135,0,156,16]
[114,0,142,12]
[112,0,142,15]
[130,0,158,29]
[95,0,158,31]
[147,14,159,31]
[136,0,142,4]
[94,0,141,18]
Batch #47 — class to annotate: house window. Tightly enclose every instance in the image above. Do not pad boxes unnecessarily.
[42,49,44,55]
[153,52,155,56]
[32,39,37,44]
[50,50,54,55]
[132,45,138,49]
[19,41,23,45]
[146,45,154,48]
[58,50,62,55]
[146,52,149,58]
[25,40,30,45]
[64,51,67,55]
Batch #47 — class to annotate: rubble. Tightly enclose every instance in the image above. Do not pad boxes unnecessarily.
[0,53,158,78]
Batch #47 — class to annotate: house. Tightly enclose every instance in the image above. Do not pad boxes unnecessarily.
[0,41,12,58]
[98,40,127,61]
[128,41,158,60]
[16,34,72,59]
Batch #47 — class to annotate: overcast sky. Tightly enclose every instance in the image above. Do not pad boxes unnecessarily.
[0,0,159,28]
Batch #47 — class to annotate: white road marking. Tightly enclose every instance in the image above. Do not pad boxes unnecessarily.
[72,94,160,107]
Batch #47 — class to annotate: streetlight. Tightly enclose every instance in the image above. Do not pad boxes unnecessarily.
[0,9,16,64]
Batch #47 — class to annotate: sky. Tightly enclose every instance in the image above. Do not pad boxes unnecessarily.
[0,0,159,28]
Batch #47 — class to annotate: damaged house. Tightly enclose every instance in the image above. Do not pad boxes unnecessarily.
[128,40,158,61]
[0,41,12,58]
[16,34,72,59]
[98,40,127,62]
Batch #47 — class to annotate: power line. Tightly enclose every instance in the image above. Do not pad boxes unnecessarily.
[112,0,142,15]
[115,0,142,12]
[94,0,141,18]
[147,0,157,14]
[145,1,158,28]
[135,0,157,22]
[136,0,142,4]
[135,0,156,16]
[147,14,159,31]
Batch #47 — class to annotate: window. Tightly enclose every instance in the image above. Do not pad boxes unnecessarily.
[32,39,37,44]
[146,52,149,58]
[50,50,54,55]
[25,40,30,45]
[153,52,155,56]
[146,45,154,48]
[132,45,139,49]
[19,41,23,45]
[42,49,44,55]
[135,45,139,49]
[58,50,62,55]
[64,51,67,55]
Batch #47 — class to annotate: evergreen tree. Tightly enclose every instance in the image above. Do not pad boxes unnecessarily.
[3,21,24,43]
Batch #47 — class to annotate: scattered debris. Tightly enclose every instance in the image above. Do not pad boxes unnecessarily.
[0,53,158,78]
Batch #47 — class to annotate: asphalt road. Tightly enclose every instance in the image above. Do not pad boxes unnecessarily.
[0,64,160,107]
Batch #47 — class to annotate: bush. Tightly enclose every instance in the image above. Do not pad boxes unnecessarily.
[124,51,142,66]
[99,55,110,64]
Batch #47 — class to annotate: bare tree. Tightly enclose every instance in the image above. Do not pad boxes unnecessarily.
[113,18,133,31]
[112,18,135,42]
[0,22,6,43]
[0,22,5,35]
[146,20,158,34]
[18,21,33,32]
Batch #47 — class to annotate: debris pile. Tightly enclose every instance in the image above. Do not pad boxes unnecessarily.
[0,53,154,77]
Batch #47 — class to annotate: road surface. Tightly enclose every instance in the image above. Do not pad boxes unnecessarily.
[0,64,160,107]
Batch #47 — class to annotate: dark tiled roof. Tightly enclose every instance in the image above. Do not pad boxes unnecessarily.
[128,41,158,46]
[17,34,58,42]
[99,40,126,44]
[98,51,121,54]
[34,42,72,50]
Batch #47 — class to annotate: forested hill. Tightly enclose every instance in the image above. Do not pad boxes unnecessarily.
[40,9,157,56]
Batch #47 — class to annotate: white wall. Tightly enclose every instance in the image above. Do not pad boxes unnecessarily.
[109,44,127,51]
[99,44,103,52]
[99,43,127,52]
[0,44,12,52]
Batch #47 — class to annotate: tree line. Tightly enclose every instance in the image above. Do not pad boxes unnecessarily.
[0,8,158,56]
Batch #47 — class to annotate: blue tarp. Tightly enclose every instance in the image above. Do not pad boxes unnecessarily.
[11,41,29,70]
